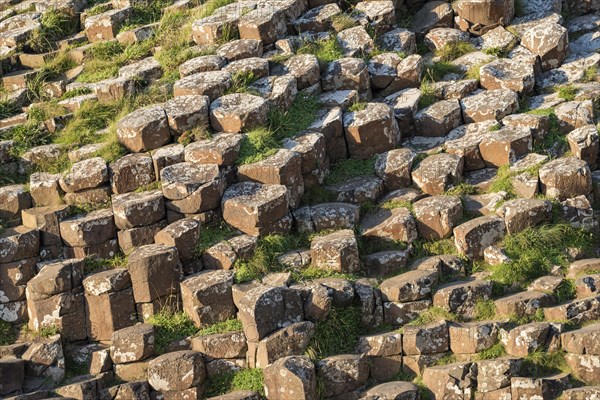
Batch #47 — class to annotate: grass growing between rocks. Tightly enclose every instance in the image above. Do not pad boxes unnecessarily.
[435,41,476,62]
[82,253,128,275]
[196,318,243,336]
[305,306,364,360]
[474,299,497,321]
[476,342,506,360]
[119,0,174,32]
[147,310,199,354]
[324,157,376,185]
[297,37,345,67]
[0,320,19,345]
[490,224,594,288]
[27,8,78,53]
[237,93,319,165]
[555,84,577,101]
[194,222,237,255]
[521,350,570,377]
[423,62,462,82]
[406,306,459,326]
[235,234,311,282]
[205,369,265,397]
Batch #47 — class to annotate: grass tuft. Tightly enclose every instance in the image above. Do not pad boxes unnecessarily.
[83,253,127,275]
[305,306,364,360]
[205,369,264,397]
[407,306,459,326]
[474,299,497,321]
[476,342,506,360]
[555,84,577,101]
[194,222,237,256]
[325,157,376,185]
[491,224,593,287]
[521,350,569,377]
[237,93,319,165]
[147,310,199,354]
[297,37,344,67]
[196,319,243,336]
[423,62,462,82]
[435,41,475,62]
[0,320,19,345]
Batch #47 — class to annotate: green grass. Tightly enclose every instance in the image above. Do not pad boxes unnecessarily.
[134,181,162,193]
[381,200,414,212]
[236,93,319,165]
[235,234,310,282]
[0,98,21,120]
[483,47,508,57]
[0,120,51,157]
[119,0,174,32]
[583,65,598,82]
[331,13,358,32]
[533,113,567,155]
[297,37,344,67]
[26,51,78,102]
[445,181,478,196]
[434,353,457,366]
[410,239,458,260]
[476,342,506,360]
[465,62,484,81]
[555,279,577,304]
[556,85,577,101]
[486,165,516,197]
[423,62,462,82]
[27,8,78,53]
[196,319,243,336]
[205,369,264,397]
[300,186,337,205]
[474,300,497,321]
[521,350,569,377]
[491,224,594,287]
[435,41,475,62]
[194,222,237,255]
[86,2,112,16]
[59,87,93,100]
[325,157,376,185]
[82,253,128,275]
[226,71,258,95]
[305,306,364,360]
[39,325,60,337]
[291,266,359,283]
[406,306,459,326]
[193,0,237,19]
[0,320,19,345]
[348,102,367,112]
[418,80,437,109]
[147,310,199,354]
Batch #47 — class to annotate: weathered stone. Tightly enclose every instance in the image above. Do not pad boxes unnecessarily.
[460,89,519,123]
[154,218,200,263]
[521,22,568,71]
[479,125,532,167]
[185,133,243,166]
[434,279,493,319]
[567,125,599,168]
[117,105,171,153]
[191,330,247,359]
[127,244,179,303]
[263,355,317,400]
[112,190,165,230]
[374,148,415,190]
[411,153,464,195]
[59,209,115,247]
[222,182,289,236]
[480,58,535,95]
[248,321,315,368]
[413,196,463,240]
[495,291,553,319]
[422,362,477,400]
[322,57,371,101]
[317,354,369,398]
[180,270,235,328]
[504,322,550,357]
[110,324,155,364]
[310,229,360,273]
[173,71,233,101]
[380,270,438,303]
[415,100,463,137]
[234,284,304,341]
[539,157,592,200]
[453,216,505,260]
[449,321,501,354]
[361,207,417,244]
[410,1,453,37]
[148,350,206,392]
[403,321,449,355]
[210,93,269,133]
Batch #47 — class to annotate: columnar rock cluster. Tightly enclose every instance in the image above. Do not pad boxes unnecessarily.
[1,0,600,398]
